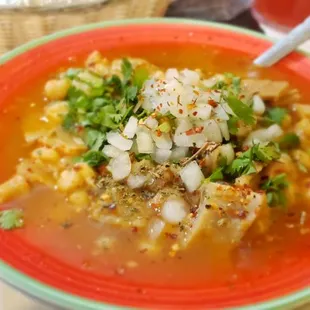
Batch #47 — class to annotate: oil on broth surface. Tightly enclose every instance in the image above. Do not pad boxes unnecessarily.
[1,43,310,289]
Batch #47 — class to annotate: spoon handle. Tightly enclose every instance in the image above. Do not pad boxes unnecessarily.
[254,16,310,67]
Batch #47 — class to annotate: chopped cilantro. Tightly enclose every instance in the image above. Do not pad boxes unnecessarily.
[133,66,149,90]
[124,85,138,103]
[279,133,300,150]
[206,167,224,182]
[211,80,227,90]
[62,112,76,131]
[266,107,288,125]
[252,142,281,162]
[225,142,281,178]
[225,93,255,125]
[85,129,106,151]
[227,115,239,135]
[75,150,107,167]
[121,58,133,84]
[158,121,171,133]
[0,209,24,230]
[261,173,289,207]
[224,73,241,95]
[135,153,152,161]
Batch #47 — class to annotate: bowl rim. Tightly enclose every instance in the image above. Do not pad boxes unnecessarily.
[0,17,309,310]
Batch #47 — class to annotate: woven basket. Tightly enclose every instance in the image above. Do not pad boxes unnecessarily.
[0,0,171,54]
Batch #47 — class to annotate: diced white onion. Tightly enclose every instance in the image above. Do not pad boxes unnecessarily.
[209,91,221,103]
[102,145,123,158]
[107,131,133,151]
[165,68,179,81]
[123,116,138,138]
[170,147,189,161]
[179,161,204,192]
[202,77,217,88]
[161,197,188,224]
[174,132,206,147]
[180,69,200,85]
[148,218,166,240]
[214,104,229,121]
[152,148,172,164]
[175,119,192,134]
[220,143,235,164]
[110,152,131,181]
[217,120,230,141]
[127,174,147,189]
[136,129,155,154]
[151,132,173,149]
[252,94,266,115]
[243,124,283,146]
[204,120,222,143]
[144,116,158,130]
[190,104,212,120]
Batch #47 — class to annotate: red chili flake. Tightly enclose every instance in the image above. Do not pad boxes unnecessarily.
[159,103,163,108]
[98,165,108,176]
[192,111,198,116]
[199,158,207,167]
[76,125,84,133]
[156,130,162,137]
[178,109,184,114]
[132,227,138,233]
[239,94,245,99]
[151,203,161,209]
[165,233,178,240]
[242,145,250,151]
[208,99,218,107]
[195,126,204,133]
[185,128,195,136]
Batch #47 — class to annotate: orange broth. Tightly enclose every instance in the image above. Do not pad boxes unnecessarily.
[2,44,310,289]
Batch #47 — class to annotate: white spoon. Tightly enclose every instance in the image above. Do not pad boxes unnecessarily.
[254,16,310,67]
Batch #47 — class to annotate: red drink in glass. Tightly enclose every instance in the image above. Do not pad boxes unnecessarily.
[252,0,310,32]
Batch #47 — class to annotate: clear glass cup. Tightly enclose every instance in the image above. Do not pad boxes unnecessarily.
[252,0,310,32]
[251,0,310,51]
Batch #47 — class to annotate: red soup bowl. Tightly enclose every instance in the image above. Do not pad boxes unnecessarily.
[0,18,310,310]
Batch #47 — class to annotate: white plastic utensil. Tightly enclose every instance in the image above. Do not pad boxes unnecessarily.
[254,16,310,67]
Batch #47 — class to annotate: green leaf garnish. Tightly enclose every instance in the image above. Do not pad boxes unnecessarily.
[74,150,107,167]
[121,58,133,84]
[133,66,149,90]
[0,209,24,230]
[158,121,171,133]
[135,153,152,161]
[206,167,224,182]
[85,129,106,151]
[225,142,281,178]
[266,107,288,125]
[279,133,300,150]
[227,115,239,135]
[225,93,255,125]
[261,173,289,207]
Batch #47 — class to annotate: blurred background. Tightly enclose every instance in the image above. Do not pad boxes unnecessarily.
[0,0,309,54]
